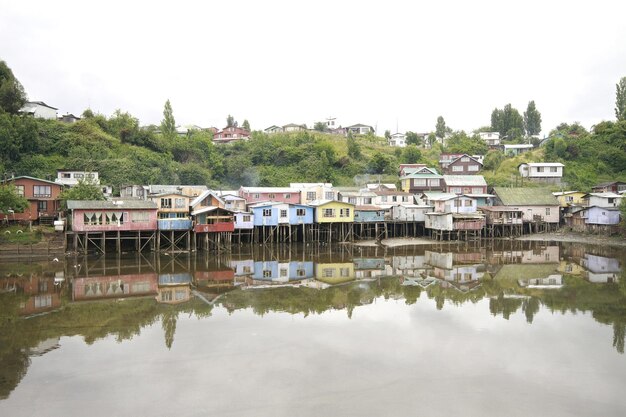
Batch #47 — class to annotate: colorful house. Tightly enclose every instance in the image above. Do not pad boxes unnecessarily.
[1,176,63,223]
[400,167,444,193]
[315,262,355,285]
[67,200,158,232]
[310,200,355,223]
[354,206,386,223]
[148,192,193,231]
[239,186,301,205]
[442,175,488,195]
[192,207,235,233]
[389,204,433,222]
[491,187,560,224]
[439,154,483,175]
[157,273,192,304]
[553,191,586,207]
[290,183,336,204]
[518,162,564,183]
[591,181,626,193]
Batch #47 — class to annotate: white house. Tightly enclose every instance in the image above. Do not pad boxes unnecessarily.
[479,132,501,147]
[346,124,374,135]
[388,132,407,147]
[518,162,564,182]
[55,170,100,186]
[584,192,623,208]
[290,183,336,204]
[20,101,58,120]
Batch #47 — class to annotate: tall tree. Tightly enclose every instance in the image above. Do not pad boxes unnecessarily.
[226,114,236,127]
[0,60,27,114]
[314,121,328,132]
[435,116,447,139]
[384,130,391,140]
[405,131,420,146]
[242,119,250,131]
[616,76,626,121]
[161,99,176,140]
[523,100,542,136]
[491,104,524,140]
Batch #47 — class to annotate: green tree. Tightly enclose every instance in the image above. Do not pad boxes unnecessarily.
[616,77,626,121]
[405,131,420,146]
[108,109,139,141]
[314,121,328,132]
[226,114,236,127]
[427,132,437,147]
[402,145,422,164]
[384,130,391,140]
[368,152,391,174]
[445,131,488,155]
[491,104,524,140]
[482,150,505,171]
[523,100,542,136]
[347,132,361,159]
[59,179,104,204]
[435,116,447,139]
[0,184,28,214]
[161,99,176,141]
[0,60,27,114]
[242,119,250,131]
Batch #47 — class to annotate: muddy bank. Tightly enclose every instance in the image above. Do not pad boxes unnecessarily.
[516,231,626,247]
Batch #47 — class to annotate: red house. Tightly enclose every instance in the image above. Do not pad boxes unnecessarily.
[67,200,158,232]
[0,176,62,223]
[238,186,301,206]
[213,126,251,144]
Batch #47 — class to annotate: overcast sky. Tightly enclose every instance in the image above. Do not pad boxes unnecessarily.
[2,0,625,136]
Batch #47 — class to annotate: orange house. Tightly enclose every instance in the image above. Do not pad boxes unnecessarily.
[0,176,63,223]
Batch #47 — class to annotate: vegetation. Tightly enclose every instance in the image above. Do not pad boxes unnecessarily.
[523,100,542,136]
[616,77,626,121]
[58,179,105,205]
[491,103,524,141]
[0,184,28,214]
[160,99,176,141]
[0,60,27,114]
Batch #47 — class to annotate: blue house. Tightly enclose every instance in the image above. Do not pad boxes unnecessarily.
[288,204,315,225]
[354,205,386,223]
[288,261,315,279]
[249,202,284,226]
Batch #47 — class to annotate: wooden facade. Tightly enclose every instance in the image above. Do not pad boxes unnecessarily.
[0,176,62,223]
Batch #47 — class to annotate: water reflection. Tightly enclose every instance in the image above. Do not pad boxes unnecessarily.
[1,240,626,405]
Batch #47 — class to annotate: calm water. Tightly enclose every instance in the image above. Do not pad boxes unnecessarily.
[1,241,626,416]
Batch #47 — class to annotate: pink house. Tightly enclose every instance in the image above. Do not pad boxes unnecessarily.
[238,187,301,206]
[67,200,158,232]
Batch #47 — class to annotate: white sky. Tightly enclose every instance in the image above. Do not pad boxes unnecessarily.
[2,0,625,136]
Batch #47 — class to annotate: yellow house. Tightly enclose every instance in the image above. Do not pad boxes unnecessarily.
[148,193,193,219]
[310,200,355,223]
[552,191,586,207]
[558,260,585,276]
[315,262,355,285]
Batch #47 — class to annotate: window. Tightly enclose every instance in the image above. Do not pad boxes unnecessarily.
[451,187,462,194]
[413,179,426,186]
[454,200,462,207]
[74,173,84,179]
[545,208,550,216]
[296,208,306,216]
[175,198,185,208]
[297,268,306,277]
[452,166,463,172]
[429,179,440,186]
[280,209,287,218]
[243,215,251,222]
[566,196,574,202]
[105,212,124,225]
[381,196,388,202]
[15,185,24,196]
[364,198,372,204]
[175,290,187,301]
[34,294,52,308]
[263,270,272,278]
[38,201,48,212]
[161,198,172,208]
[323,208,335,218]
[348,197,356,204]
[253,193,260,199]
[341,208,351,217]
[472,187,483,194]
[33,185,51,198]
[243,266,251,273]
[62,173,71,178]
[161,290,172,301]
[284,193,291,199]
[263,209,272,217]
[307,191,316,200]
[325,191,334,200]
[268,193,275,199]
[340,268,350,277]
[131,211,149,222]
[280,268,288,277]
[461,157,469,162]
[537,167,544,172]
[323,268,335,277]
[608,198,615,204]
[131,282,150,293]
[550,167,558,173]
[468,165,479,171]
[464,200,472,207]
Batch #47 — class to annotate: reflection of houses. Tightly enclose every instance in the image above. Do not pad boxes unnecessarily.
[194,269,235,290]
[580,254,621,283]
[353,258,388,279]
[12,274,63,316]
[73,273,158,301]
[157,273,192,304]
[251,261,314,284]
[518,275,563,289]
[315,262,355,285]
[487,246,560,264]
[492,263,560,286]
[392,255,430,277]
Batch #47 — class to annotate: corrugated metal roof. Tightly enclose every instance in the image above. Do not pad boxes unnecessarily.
[492,187,559,206]
[443,175,487,186]
[67,200,157,209]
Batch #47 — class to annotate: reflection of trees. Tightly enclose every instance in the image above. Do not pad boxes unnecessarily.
[489,293,523,320]
[162,310,178,350]
[523,297,541,324]
[613,323,625,354]
[0,350,30,400]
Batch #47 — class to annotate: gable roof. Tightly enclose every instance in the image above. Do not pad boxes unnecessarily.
[1,175,60,186]
[190,190,225,208]
[492,187,559,206]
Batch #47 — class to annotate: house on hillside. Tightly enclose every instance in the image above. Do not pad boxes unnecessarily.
[0,176,63,223]
[553,191,586,207]
[346,124,374,135]
[591,181,626,193]
[503,144,533,156]
[59,113,81,123]
[55,170,99,186]
[398,163,428,177]
[491,187,560,226]
[388,132,407,147]
[283,123,307,132]
[583,192,623,208]
[20,101,58,120]
[213,126,251,143]
[148,185,207,198]
[439,154,483,175]
[518,162,564,183]
[479,132,501,147]
[264,125,282,134]
[400,167,444,193]
[238,186,301,206]
[120,185,149,200]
